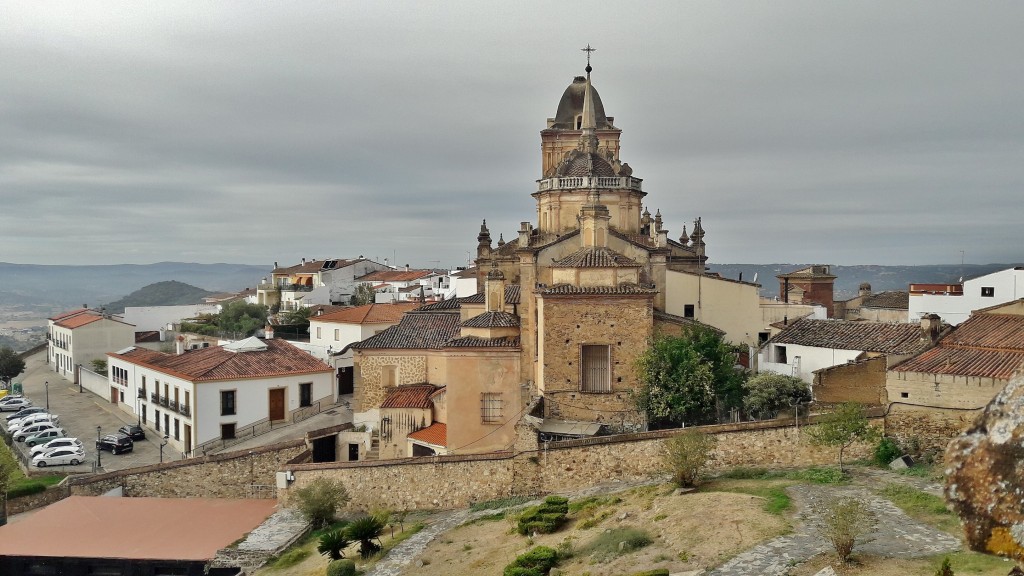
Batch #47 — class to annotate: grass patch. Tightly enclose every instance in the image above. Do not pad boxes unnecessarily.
[568,494,622,514]
[577,527,653,562]
[896,463,943,480]
[717,466,846,484]
[378,522,425,558]
[271,548,310,568]
[879,484,958,533]
[470,495,531,512]
[462,511,507,526]
[701,479,793,516]
[931,550,1016,574]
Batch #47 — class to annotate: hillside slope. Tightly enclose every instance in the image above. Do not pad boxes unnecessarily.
[101,281,216,314]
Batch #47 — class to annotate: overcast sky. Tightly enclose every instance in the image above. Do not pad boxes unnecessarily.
[2,2,1022,269]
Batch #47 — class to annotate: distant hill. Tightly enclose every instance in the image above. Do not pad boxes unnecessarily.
[0,261,268,311]
[706,263,1024,300]
[102,281,216,314]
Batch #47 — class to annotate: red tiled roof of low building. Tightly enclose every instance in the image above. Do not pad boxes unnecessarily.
[315,302,418,325]
[408,422,446,447]
[381,384,438,409]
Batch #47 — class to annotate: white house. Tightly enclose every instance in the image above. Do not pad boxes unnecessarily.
[107,336,333,455]
[909,267,1024,326]
[119,304,221,332]
[256,258,390,311]
[47,309,136,381]
[355,269,451,304]
[759,318,934,383]
[308,302,419,396]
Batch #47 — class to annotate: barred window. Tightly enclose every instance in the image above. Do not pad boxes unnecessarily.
[481,393,502,423]
[581,345,611,392]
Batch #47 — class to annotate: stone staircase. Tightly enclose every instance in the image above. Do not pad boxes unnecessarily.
[365,433,380,460]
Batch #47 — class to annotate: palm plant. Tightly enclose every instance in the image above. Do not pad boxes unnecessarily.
[317,529,350,560]
[346,515,385,559]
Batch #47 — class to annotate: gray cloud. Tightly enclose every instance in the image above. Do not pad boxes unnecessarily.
[1,2,1022,269]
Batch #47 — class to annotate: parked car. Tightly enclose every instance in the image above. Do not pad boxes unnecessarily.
[32,447,85,467]
[9,414,59,435]
[14,423,61,442]
[25,427,68,447]
[0,397,32,412]
[118,424,146,440]
[6,406,48,422]
[31,437,83,457]
[96,433,134,455]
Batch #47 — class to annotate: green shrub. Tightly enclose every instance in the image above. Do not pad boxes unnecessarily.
[346,515,385,559]
[517,496,569,535]
[787,466,846,484]
[578,527,653,562]
[326,558,356,576]
[663,430,717,487]
[503,545,559,576]
[317,529,350,560]
[291,477,350,529]
[470,495,531,511]
[272,548,309,568]
[935,556,954,576]
[631,570,670,576]
[7,482,47,499]
[874,436,902,467]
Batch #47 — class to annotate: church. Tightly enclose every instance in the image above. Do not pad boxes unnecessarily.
[351,58,760,458]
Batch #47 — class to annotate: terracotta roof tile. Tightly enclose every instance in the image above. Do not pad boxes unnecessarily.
[352,310,462,350]
[540,283,658,296]
[56,313,104,329]
[407,422,446,447]
[49,308,90,321]
[552,247,641,268]
[110,338,332,382]
[315,303,418,325]
[417,298,462,311]
[445,336,521,348]
[381,384,438,409]
[461,311,520,328]
[357,269,434,283]
[769,318,928,354]
[273,258,362,274]
[460,285,520,305]
[892,313,1024,379]
[862,291,910,310]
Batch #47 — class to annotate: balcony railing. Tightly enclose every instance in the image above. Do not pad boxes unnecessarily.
[150,392,159,403]
[159,396,170,408]
[536,175,643,193]
[169,400,179,412]
[178,404,191,417]
[137,390,146,399]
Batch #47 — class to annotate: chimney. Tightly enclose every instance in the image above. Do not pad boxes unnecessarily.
[301,258,306,265]
[274,261,278,269]
[175,335,185,355]
[859,282,872,297]
[265,324,275,340]
[920,313,942,343]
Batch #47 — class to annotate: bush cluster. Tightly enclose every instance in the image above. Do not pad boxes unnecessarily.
[517,496,569,536]
[7,482,47,499]
[326,558,356,576]
[874,436,902,467]
[502,545,559,576]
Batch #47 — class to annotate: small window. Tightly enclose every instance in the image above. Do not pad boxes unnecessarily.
[776,345,788,364]
[299,382,312,407]
[581,345,611,392]
[221,423,236,440]
[481,392,503,423]
[334,328,340,341]
[174,418,180,440]
[900,392,909,398]
[981,287,995,297]
[154,409,161,431]
[221,390,236,416]
[316,326,322,338]
[758,332,770,346]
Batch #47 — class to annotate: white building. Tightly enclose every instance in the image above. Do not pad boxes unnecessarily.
[308,302,419,396]
[355,269,452,304]
[759,318,933,383]
[119,304,221,332]
[256,258,390,311]
[47,309,136,381]
[909,267,1024,326]
[107,336,333,455]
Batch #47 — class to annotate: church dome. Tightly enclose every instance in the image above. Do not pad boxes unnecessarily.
[551,76,614,130]
[554,150,617,177]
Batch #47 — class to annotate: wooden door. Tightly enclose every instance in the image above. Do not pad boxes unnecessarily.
[110,386,119,404]
[269,389,285,421]
[184,424,192,454]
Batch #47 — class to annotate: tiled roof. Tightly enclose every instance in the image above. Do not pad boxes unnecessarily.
[446,336,521,348]
[551,247,641,268]
[356,269,434,283]
[653,310,725,336]
[540,284,658,296]
[56,313,103,329]
[417,298,462,311]
[380,384,438,409]
[273,258,360,274]
[314,303,418,325]
[110,338,332,382]
[407,422,447,447]
[135,331,161,343]
[50,308,90,321]
[769,319,927,354]
[451,267,478,278]
[862,291,910,310]
[944,313,1024,349]
[351,311,461,350]
[460,285,521,305]
[891,347,1024,379]
[461,311,520,328]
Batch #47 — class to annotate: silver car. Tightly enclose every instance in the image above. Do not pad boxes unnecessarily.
[25,427,68,447]
[31,437,83,457]
[14,423,60,442]
[32,447,86,467]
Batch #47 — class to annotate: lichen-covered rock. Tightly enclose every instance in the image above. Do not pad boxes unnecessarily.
[946,373,1024,562]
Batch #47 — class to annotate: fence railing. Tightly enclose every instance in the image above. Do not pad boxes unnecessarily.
[248,484,277,499]
[190,417,273,457]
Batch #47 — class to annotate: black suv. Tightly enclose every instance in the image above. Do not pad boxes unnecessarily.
[96,433,134,455]
[118,424,146,440]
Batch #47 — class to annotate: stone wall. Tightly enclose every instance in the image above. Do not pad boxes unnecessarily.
[281,415,878,512]
[886,370,1004,410]
[70,439,307,498]
[884,403,980,459]
[814,356,887,406]
[353,353,428,412]
[6,479,71,516]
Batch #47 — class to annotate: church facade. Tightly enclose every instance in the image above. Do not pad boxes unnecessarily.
[352,62,751,456]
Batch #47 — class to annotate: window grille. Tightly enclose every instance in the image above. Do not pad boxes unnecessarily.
[581,345,611,392]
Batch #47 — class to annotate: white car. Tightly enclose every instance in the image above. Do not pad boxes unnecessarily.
[14,423,61,442]
[0,397,32,412]
[25,428,68,447]
[9,414,59,435]
[32,447,85,467]
[31,437,83,457]
[8,412,58,430]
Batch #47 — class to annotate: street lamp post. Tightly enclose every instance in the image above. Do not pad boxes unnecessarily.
[96,425,102,468]
[78,365,83,393]
[44,381,49,411]
[159,435,169,463]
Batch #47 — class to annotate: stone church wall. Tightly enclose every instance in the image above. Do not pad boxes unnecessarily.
[353,353,429,412]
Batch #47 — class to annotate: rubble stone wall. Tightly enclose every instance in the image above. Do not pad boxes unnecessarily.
[885,403,980,459]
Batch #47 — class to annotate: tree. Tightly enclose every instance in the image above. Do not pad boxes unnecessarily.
[90,358,108,375]
[742,372,811,420]
[280,306,312,328]
[350,283,376,306]
[806,402,880,472]
[817,496,876,562]
[346,515,385,559]
[291,478,350,529]
[0,347,25,385]
[317,529,351,560]
[634,327,746,427]
[217,301,269,337]
[663,429,717,488]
